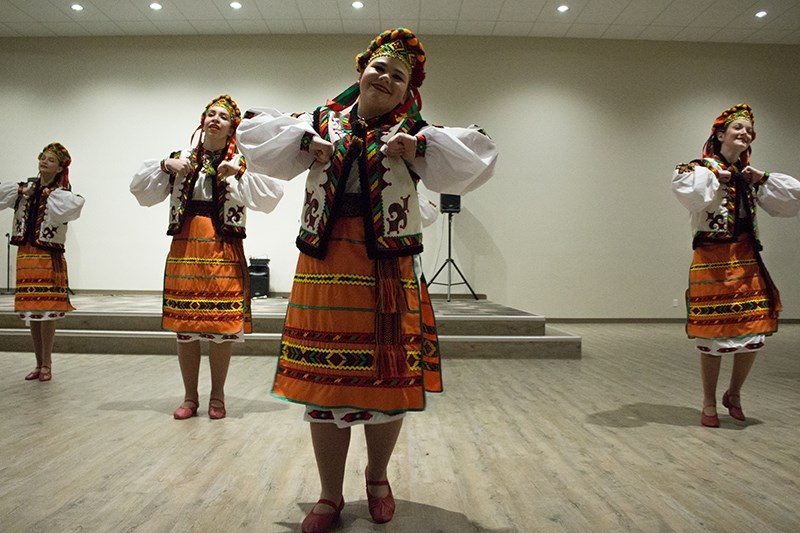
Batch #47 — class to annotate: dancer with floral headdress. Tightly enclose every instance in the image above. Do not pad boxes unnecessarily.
[1,143,84,382]
[131,95,284,420]
[672,103,800,428]
[239,29,497,531]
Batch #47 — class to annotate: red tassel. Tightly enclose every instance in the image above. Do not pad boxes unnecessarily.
[376,259,407,314]
[374,258,408,379]
[375,342,404,379]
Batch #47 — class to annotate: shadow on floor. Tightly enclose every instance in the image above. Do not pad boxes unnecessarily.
[97,395,289,418]
[273,499,518,532]
[586,402,761,429]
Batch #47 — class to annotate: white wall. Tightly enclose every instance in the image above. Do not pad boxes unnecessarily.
[1,34,798,319]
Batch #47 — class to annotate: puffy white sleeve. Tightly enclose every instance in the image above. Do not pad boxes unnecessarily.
[757,172,800,217]
[130,159,171,207]
[46,188,85,222]
[225,154,285,214]
[0,181,19,210]
[672,165,720,213]
[237,108,318,180]
[410,125,498,195]
[418,194,439,228]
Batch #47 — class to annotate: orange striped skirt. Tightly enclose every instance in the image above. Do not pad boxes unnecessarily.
[273,216,440,413]
[162,214,251,337]
[14,242,74,320]
[687,233,780,340]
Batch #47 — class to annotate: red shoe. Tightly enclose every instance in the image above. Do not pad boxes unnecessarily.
[208,399,226,420]
[173,399,198,420]
[38,366,52,382]
[701,405,719,428]
[24,367,41,381]
[301,497,344,533]
[366,479,395,524]
[722,391,745,421]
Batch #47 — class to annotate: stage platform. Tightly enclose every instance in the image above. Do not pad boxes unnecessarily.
[0,293,581,358]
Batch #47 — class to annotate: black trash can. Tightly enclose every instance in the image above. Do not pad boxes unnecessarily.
[249,258,270,298]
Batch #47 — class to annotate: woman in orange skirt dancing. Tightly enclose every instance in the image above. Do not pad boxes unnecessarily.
[131,95,283,420]
[239,29,497,532]
[1,142,84,382]
[672,103,800,427]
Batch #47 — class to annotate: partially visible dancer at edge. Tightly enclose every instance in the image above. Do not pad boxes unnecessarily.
[130,95,283,420]
[238,28,497,533]
[1,142,84,383]
[672,103,800,428]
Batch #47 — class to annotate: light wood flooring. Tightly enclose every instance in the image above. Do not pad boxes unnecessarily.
[1,323,799,532]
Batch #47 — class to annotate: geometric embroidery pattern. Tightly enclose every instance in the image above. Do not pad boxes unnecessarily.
[293,272,417,290]
[281,341,422,372]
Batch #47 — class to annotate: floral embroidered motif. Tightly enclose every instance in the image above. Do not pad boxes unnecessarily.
[386,195,410,234]
[304,188,320,228]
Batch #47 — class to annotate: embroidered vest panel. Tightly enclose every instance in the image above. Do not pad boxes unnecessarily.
[10,180,68,253]
[296,108,427,259]
[166,149,247,239]
[683,158,759,245]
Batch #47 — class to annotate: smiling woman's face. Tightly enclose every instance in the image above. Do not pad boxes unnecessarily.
[357,56,410,119]
[718,119,754,154]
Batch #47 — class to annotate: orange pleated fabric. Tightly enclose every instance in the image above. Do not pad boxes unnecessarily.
[14,242,74,318]
[162,214,251,335]
[273,216,435,413]
[687,233,780,340]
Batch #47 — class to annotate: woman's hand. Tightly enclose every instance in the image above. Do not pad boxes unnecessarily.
[716,169,732,184]
[217,160,239,178]
[164,157,193,178]
[741,165,766,185]
[383,132,416,161]
[310,135,333,164]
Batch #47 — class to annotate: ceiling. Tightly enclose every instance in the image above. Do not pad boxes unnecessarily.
[2,0,799,45]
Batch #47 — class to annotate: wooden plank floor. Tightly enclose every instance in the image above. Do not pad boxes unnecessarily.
[1,323,798,532]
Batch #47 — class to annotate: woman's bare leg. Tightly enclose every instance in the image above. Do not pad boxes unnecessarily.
[701,353,721,415]
[309,422,351,512]
[176,340,201,406]
[727,351,757,403]
[364,419,404,498]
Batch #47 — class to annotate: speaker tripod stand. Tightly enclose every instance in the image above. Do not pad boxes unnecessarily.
[428,212,478,302]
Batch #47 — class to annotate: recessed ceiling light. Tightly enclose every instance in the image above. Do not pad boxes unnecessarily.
[755,10,768,18]
[557,5,569,13]
[71,4,83,11]
[230,1,242,8]
[150,2,162,10]
[352,1,364,8]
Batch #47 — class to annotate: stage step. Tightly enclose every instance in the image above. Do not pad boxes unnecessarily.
[0,327,580,358]
[0,295,581,359]
[0,312,546,336]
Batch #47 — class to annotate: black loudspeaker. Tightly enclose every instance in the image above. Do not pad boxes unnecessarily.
[440,194,461,214]
[249,258,270,298]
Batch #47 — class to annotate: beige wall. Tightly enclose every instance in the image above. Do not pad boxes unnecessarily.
[1,34,798,319]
